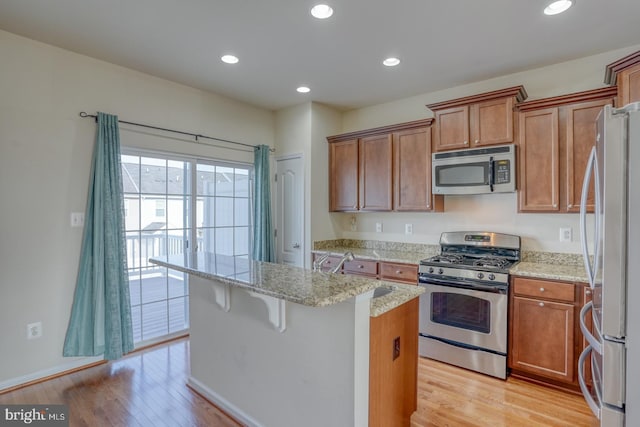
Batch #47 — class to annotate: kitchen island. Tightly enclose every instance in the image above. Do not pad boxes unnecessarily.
[149,252,423,427]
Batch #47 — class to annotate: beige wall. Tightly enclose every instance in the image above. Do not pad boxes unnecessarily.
[0,29,274,387]
[333,44,640,253]
[274,102,342,267]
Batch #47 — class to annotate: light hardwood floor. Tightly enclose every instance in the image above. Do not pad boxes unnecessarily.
[1,337,594,426]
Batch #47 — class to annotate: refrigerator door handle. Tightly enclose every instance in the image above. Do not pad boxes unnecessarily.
[580,301,603,354]
[580,147,597,287]
[578,345,601,419]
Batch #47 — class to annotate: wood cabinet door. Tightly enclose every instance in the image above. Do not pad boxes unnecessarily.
[329,139,358,211]
[565,99,613,213]
[393,127,433,211]
[619,62,640,107]
[359,134,393,211]
[433,106,469,151]
[511,296,575,383]
[470,97,514,147]
[518,108,560,212]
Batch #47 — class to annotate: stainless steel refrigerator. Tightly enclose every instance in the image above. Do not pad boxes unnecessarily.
[579,102,640,426]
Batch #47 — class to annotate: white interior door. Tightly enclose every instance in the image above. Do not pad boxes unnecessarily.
[275,155,303,267]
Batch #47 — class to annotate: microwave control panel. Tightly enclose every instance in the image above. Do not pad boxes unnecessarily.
[494,160,511,184]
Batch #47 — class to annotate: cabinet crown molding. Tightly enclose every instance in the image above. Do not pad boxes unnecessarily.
[326,118,433,143]
[426,85,528,111]
[515,87,618,112]
[604,49,640,85]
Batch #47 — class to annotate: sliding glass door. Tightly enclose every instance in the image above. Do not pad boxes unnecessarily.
[121,151,252,345]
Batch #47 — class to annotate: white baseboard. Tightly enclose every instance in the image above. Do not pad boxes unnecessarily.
[0,356,104,392]
[187,376,264,427]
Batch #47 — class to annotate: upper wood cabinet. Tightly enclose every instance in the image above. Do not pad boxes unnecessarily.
[329,139,359,211]
[327,119,443,212]
[393,126,442,212]
[605,49,640,107]
[427,86,527,152]
[359,134,393,211]
[516,87,617,213]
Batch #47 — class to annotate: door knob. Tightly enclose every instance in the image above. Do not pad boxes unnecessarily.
[293,243,300,249]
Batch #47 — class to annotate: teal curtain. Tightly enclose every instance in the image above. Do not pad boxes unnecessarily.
[252,145,275,262]
[63,112,134,360]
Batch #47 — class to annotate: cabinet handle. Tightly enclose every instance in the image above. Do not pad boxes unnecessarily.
[586,290,592,296]
[568,204,573,208]
[358,264,364,269]
[464,140,469,145]
[553,203,558,208]
[539,302,545,307]
[539,287,545,292]
[353,204,357,209]
[474,139,479,144]
[395,270,402,274]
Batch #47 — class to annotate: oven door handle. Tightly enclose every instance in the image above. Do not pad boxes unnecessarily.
[419,276,507,294]
[420,333,506,356]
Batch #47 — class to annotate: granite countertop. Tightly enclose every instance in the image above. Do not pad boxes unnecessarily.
[149,252,423,317]
[311,246,436,265]
[509,262,589,283]
[313,243,590,283]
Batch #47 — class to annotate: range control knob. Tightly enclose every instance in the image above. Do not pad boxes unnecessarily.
[488,273,496,281]
[438,268,444,275]
[477,272,485,279]
[428,267,434,274]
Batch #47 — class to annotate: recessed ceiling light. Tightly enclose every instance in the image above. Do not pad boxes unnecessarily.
[544,0,574,15]
[383,57,401,67]
[221,54,239,64]
[311,4,333,19]
[297,86,311,93]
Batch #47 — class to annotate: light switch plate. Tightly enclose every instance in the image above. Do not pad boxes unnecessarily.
[405,224,413,235]
[375,222,382,233]
[559,227,572,242]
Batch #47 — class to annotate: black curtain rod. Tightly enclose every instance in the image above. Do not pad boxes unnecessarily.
[79,112,274,152]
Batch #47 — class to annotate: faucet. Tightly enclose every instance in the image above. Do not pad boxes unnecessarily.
[329,251,354,274]
[313,253,331,272]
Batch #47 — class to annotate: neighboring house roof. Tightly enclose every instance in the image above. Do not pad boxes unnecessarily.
[121,162,249,196]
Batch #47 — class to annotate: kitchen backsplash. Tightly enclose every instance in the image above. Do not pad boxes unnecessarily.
[314,239,585,266]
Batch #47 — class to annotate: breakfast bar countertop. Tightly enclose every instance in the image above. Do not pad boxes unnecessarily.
[149,252,423,317]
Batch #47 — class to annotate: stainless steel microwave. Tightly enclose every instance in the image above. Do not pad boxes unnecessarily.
[432,144,516,195]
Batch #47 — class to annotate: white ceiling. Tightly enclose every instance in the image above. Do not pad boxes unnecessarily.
[1,0,639,111]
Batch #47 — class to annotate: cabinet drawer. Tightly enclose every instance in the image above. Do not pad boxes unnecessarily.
[343,259,378,276]
[313,255,343,272]
[513,277,574,302]
[379,262,418,284]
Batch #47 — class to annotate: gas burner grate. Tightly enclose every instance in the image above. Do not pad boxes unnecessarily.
[473,258,511,269]
[429,254,465,264]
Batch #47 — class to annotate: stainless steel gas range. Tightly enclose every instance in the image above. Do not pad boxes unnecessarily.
[418,231,521,379]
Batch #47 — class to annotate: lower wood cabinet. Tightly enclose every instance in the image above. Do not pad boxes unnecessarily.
[311,254,418,285]
[369,298,418,427]
[343,259,378,277]
[509,276,590,390]
[379,262,418,285]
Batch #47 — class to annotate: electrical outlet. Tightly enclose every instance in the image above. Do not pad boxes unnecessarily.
[350,215,357,231]
[27,322,42,340]
[71,212,85,228]
[559,227,572,242]
[393,336,400,360]
[405,224,413,235]
[375,222,382,233]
